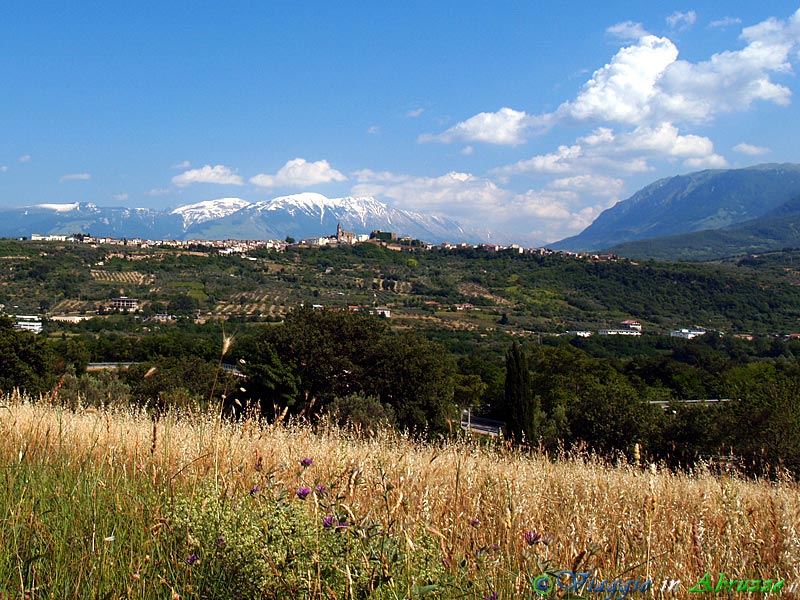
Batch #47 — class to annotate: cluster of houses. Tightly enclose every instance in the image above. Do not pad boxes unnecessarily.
[29,224,625,262]
[566,320,711,340]
[31,233,285,254]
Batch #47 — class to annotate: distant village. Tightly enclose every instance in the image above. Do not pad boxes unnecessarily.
[28,222,618,261]
[10,224,796,342]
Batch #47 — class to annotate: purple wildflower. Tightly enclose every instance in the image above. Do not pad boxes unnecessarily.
[336,519,349,529]
[250,485,260,495]
[315,484,327,495]
[300,457,313,467]
[185,554,199,565]
[524,530,542,545]
[322,515,336,529]
[469,518,481,528]
[296,487,311,500]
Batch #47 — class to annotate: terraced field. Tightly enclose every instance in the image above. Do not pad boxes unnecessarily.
[213,291,289,316]
[90,269,155,285]
[52,299,91,313]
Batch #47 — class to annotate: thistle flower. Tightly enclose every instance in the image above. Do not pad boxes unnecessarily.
[322,515,336,529]
[470,518,481,528]
[250,485,260,495]
[300,457,313,467]
[315,484,327,495]
[296,487,311,500]
[185,554,199,565]
[524,530,542,545]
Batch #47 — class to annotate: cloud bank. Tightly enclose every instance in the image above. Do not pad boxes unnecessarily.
[250,158,347,189]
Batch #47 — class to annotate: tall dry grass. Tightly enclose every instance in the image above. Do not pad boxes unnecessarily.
[0,391,798,598]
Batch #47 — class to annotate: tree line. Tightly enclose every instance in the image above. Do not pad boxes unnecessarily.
[1,309,799,477]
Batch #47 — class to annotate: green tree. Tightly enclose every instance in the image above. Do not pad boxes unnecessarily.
[0,316,55,394]
[369,332,456,433]
[501,342,540,442]
[236,341,300,419]
[260,306,388,411]
[452,373,488,409]
[722,363,800,476]
[124,356,223,411]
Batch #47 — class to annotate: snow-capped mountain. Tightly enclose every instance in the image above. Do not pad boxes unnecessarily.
[0,194,486,243]
[171,198,252,229]
[253,193,391,225]
[192,193,472,242]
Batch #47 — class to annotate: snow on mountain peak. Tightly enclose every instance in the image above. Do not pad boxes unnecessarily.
[171,198,251,228]
[35,202,80,212]
[248,193,390,226]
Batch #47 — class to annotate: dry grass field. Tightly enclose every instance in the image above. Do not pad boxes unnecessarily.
[0,393,797,598]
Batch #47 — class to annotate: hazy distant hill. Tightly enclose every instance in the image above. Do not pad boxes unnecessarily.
[0,203,185,239]
[553,164,800,252]
[0,195,483,244]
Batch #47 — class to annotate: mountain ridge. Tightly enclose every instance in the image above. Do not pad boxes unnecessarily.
[604,194,800,260]
[553,163,800,252]
[0,194,486,244]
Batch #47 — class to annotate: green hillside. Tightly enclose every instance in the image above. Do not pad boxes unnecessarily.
[3,238,800,336]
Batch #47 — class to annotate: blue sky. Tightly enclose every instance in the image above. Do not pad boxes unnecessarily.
[2,1,799,244]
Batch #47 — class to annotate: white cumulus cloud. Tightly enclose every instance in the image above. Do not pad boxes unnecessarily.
[733,142,770,155]
[492,145,584,177]
[172,165,244,187]
[250,158,347,189]
[352,170,509,219]
[551,10,800,129]
[616,123,719,160]
[419,107,537,145]
[556,35,679,125]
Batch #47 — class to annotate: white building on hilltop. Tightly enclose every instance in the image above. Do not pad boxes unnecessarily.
[15,315,43,333]
[671,328,707,340]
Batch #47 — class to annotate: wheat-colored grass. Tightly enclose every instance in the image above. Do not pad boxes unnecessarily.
[1,392,798,597]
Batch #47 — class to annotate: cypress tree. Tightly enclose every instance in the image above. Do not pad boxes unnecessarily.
[503,341,539,442]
